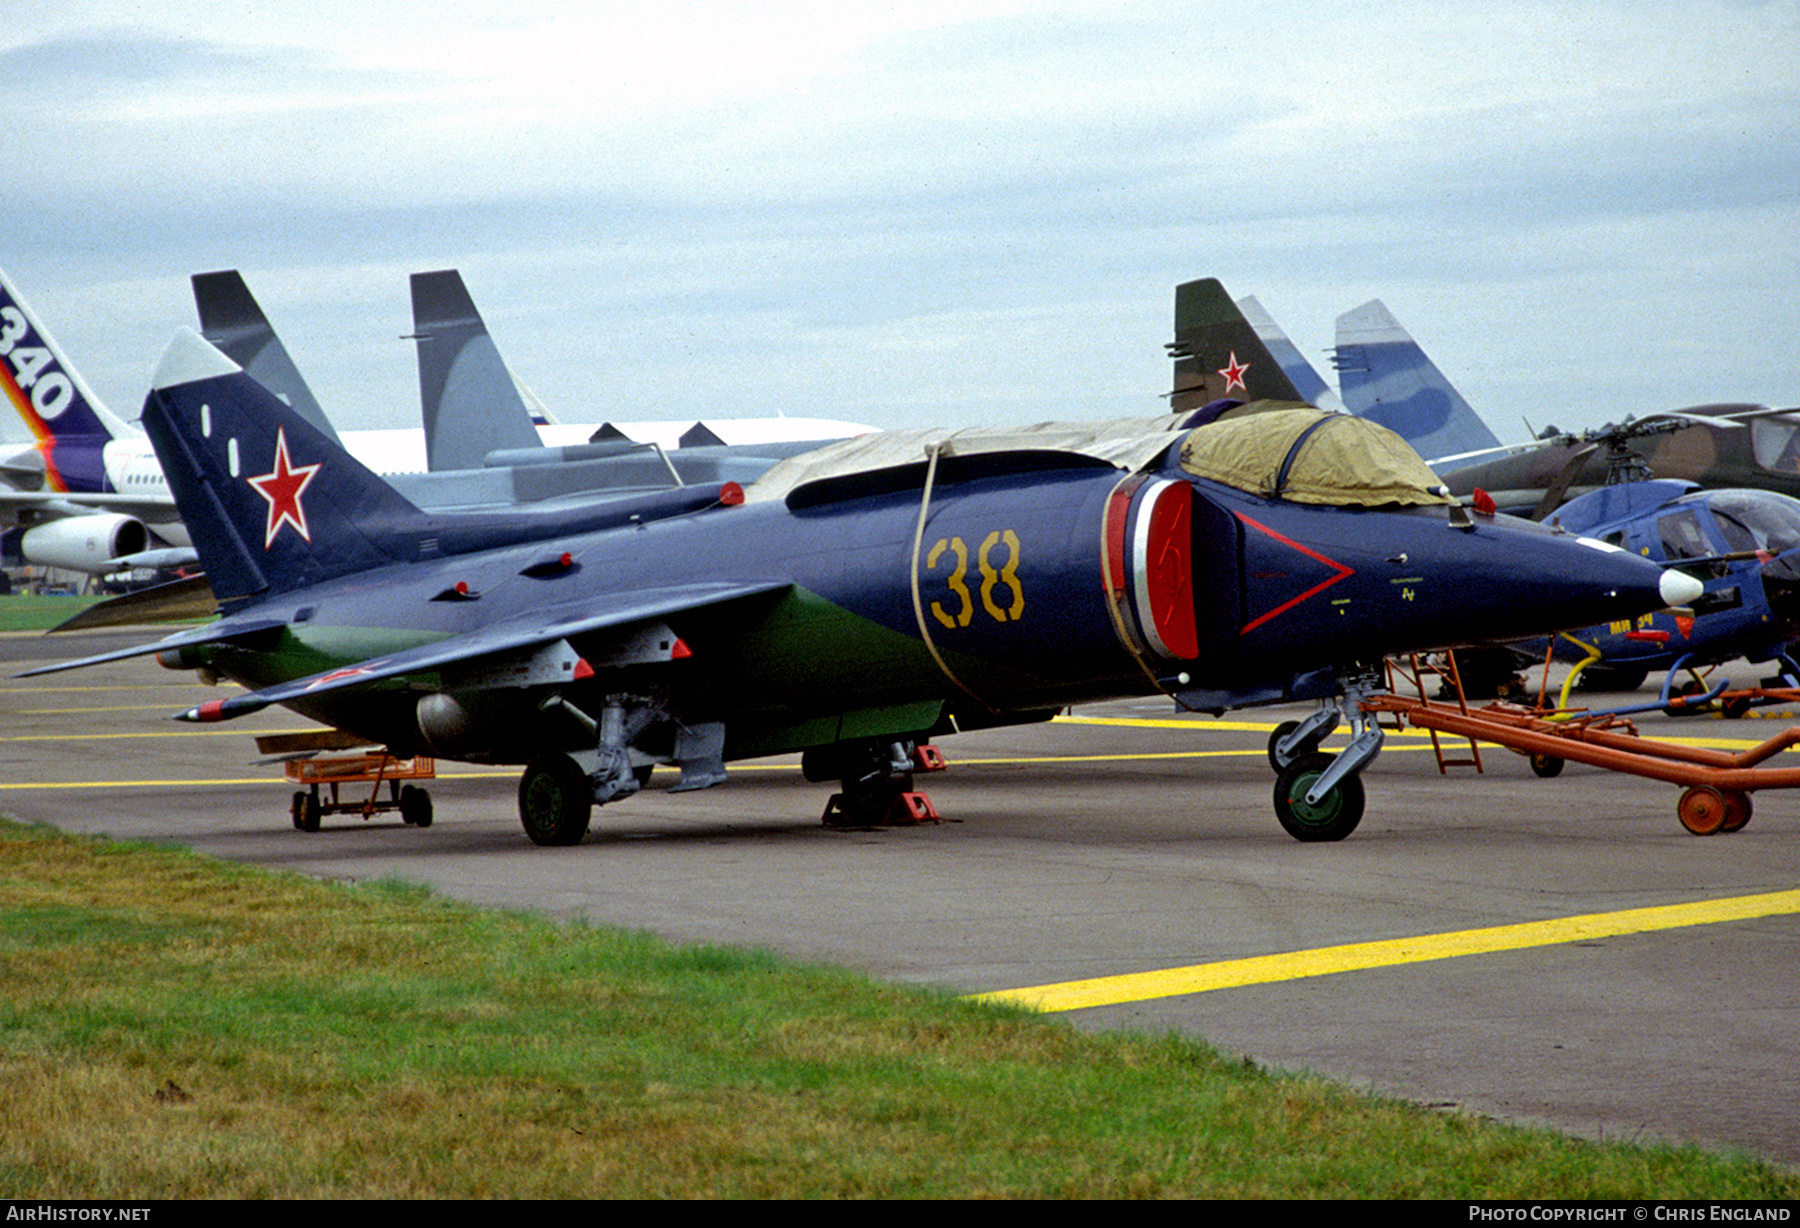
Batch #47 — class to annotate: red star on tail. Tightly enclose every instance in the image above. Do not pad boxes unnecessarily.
[247,427,321,548]
[1218,352,1250,395]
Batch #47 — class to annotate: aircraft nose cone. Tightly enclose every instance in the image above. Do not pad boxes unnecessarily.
[1658,568,1705,608]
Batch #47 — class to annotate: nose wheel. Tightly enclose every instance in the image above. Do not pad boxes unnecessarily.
[1273,752,1365,841]
[1266,671,1383,842]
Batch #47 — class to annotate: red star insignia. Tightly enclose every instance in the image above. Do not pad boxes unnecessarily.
[246,427,321,549]
[303,660,388,691]
[1218,352,1250,395]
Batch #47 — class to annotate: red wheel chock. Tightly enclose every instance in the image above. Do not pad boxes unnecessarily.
[820,790,942,827]
[913,744,947,773]
[887,791,941,825]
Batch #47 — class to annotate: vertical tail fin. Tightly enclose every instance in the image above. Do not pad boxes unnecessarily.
[191,270,340,444]
[409,269,542,471]
[0,266,137,493]
[1167,278,1306,413]
[142,329,423,603]
[1333,300,1501,461]
[1236,295,1342,412]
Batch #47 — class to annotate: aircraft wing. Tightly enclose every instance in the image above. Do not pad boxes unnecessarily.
[17,616,287,678]
[0,488,177,514]
[175,578,793,722]
[48,574,217,631]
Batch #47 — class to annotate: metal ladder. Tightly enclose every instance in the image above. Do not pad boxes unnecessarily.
[1382,652,1485,774]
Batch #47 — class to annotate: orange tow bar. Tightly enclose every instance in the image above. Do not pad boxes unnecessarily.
[1362,693,1800,835]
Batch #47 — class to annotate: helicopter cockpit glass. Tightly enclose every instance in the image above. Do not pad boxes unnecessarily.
[1703,490,1800,556]
[1657,509,1711,561]
[1751,416,1800,473]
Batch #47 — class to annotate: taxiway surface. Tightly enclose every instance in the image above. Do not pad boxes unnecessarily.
[4,629,1796,1165]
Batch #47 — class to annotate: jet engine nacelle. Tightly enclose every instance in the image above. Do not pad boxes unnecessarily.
[20,514,149,573]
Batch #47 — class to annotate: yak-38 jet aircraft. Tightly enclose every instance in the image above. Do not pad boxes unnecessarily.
[26,281,1701,844]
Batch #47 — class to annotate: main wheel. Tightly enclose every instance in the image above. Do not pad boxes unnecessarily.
[1273,752,1364,842]
[518,756,592,846]
[399,784,433,828]
[1677,785,1728,836]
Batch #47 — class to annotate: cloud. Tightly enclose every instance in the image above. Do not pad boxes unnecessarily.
[0,0,1794,438]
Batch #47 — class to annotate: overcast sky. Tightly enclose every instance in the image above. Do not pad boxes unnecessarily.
[3,0,1795,446]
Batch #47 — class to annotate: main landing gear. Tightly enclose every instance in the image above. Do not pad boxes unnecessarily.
[518,754,598,846]
[1264,671,1385,842]
[517,735,949,845]
[518,693,667,846]
[808,739,945,828]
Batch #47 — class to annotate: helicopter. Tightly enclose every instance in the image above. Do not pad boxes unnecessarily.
[1534,475,1800,713]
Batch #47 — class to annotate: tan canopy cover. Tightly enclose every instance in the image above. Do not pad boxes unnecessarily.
[1178,408,1455,507]
[744,413,1193,504]
[743,406,1453,509]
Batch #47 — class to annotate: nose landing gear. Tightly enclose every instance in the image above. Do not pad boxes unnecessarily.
[1267,669,1385,842]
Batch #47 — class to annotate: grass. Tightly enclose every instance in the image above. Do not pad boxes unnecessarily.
[0,818,1793,1199]
[0,592,105,633]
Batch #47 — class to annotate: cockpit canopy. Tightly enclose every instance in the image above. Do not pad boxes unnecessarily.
[1178,408,1456,507]
[1691,489,1800,556]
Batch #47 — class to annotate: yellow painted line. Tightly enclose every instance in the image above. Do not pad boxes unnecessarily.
[0,729,302,743]
[0,745,1445,791]
[975,889,1800,1013]
[1057,713,1439,739]
[952,744,1435,766]
[7,704,1784,750]
[1056,715,1281,732]
[11,704,199,714]
[0,772,526,790]
[0,685,218,693]
[1055,711,1797,751]
[1,776,309,790]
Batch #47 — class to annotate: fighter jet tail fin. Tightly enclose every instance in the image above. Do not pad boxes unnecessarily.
[141,329,424,604]
[1332,300,1501,462]
[1237,295,1341,412]
[410,269,543,471]
[1167,278,1306,414]
[192,270,340,444]
[0,266,137,492]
